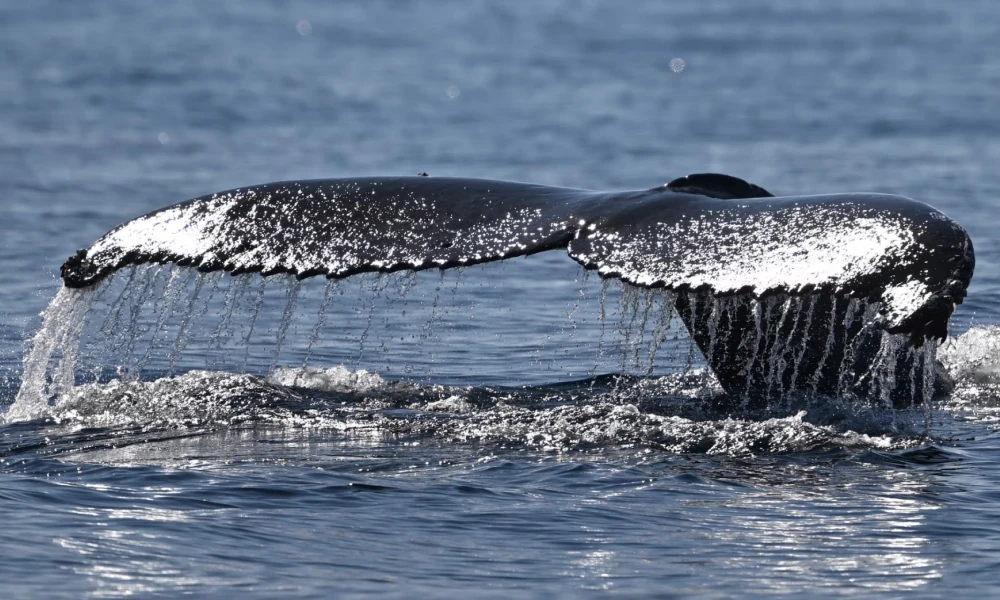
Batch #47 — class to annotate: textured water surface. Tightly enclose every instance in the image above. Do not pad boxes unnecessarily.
[3,1,1000,598]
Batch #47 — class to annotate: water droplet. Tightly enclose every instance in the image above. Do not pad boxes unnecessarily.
[670,58,685,73]
[296,20,312,36]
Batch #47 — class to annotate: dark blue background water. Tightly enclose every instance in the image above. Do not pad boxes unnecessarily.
[3,1,1000,597]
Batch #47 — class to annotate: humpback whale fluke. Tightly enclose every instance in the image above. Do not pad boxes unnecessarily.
[59,174,974,406]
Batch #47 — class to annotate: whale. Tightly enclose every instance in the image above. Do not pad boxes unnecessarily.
[60,173,974,406]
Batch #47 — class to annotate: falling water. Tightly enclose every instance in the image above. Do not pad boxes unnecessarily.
[239,278,268,371]
[168,272,212,374]
[303,280,337,367]
[116,265,163,370]
[590,278,612,378]
[137,267,186,375]
[211,276,248,352]
[8,286,94,421]
[6,259,945,427]
[788,295,817,391]
[644,292,675,377]
[676,289,939,410]
[269,277,302,374]
[356,274,386,366]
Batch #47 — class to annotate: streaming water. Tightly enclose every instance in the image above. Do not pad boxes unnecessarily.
[6,259,941,438]
[269,277,301,375]
[10,288,87,420]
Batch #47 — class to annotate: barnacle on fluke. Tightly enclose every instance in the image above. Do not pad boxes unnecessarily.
[60,174,975,406]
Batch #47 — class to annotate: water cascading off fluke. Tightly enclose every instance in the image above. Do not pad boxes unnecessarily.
[674,290,940,408]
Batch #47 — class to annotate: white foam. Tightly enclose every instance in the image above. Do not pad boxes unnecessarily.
[49,370,296,430]
[423,395,473,414]
[5,363,923,456]
[267,365,385,393]
[939,326,1000,385]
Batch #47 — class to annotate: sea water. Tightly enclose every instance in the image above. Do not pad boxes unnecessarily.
[3,1,1000,597]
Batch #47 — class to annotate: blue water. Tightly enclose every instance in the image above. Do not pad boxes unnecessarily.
[3,1,1000,597]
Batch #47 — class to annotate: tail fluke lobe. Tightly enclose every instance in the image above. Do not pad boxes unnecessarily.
[60,177,598,289]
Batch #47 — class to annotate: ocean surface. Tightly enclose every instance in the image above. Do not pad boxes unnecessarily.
[3,1,1000,597]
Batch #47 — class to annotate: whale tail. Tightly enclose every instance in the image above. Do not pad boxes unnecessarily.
[59,175,974,406]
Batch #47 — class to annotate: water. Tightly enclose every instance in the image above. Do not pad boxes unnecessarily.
[3,1,1000,597]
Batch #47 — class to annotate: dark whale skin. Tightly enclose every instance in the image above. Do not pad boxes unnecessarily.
[60,175,974,405]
